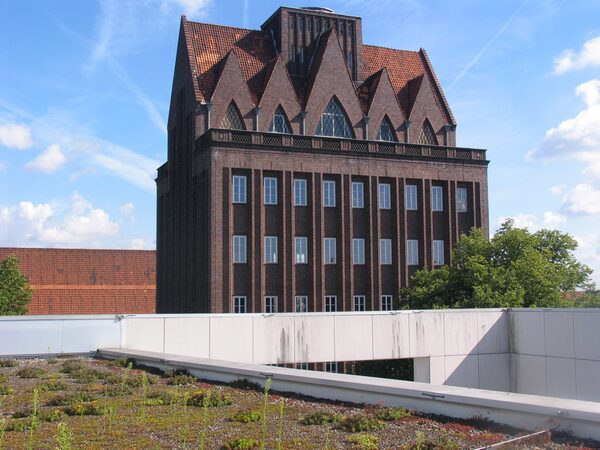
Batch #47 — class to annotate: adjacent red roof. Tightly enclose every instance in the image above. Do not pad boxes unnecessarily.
[0,248,156,315]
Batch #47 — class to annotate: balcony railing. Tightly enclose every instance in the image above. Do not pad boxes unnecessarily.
[200,129,487,163]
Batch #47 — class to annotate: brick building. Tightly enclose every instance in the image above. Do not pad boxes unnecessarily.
[157,6,489,314]
[0,248,155,315]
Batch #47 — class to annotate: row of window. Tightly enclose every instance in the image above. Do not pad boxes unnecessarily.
[233,175,469,212]
[290,15,353,37]
[294,362,338,373]
[232,294,396,314]
[232,236,445,266]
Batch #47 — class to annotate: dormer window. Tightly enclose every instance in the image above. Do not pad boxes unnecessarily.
[269,106,291,134]
[316,98,353,138]
[376,116,396,142]
[417,119,437,145]
[221,102,245,130]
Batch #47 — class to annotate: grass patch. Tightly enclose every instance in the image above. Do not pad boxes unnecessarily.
[37,380,68,392]
[348,433,379,449]
[46,392,97,407]
[0,359,18,368]
[300,410,341,425]
[374,407,411,421]
[223,437,260,449]
[186,389,232,407]
[230,410,261,423]
[63,401,109,416]
[337,415,385,433]
[0,384,13,396]
[16,367,46,379]
[165,369,197,386]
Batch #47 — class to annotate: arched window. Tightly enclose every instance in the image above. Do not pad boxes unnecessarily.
[221,101,245,130]
[315,98,353,138]
[376,115,396,142]
[416,119,437,145]
[268,106,291,133]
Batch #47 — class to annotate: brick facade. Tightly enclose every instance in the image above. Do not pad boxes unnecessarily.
[157,7,489,313]
[0,248,156,315]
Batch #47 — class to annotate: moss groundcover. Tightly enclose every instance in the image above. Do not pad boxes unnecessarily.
[0,357,596,449]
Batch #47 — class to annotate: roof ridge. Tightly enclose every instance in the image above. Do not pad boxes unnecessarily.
[187,20,261,34]
[363,44,420,54]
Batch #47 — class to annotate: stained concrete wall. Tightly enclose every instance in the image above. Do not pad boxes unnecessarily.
[509,308,600,401]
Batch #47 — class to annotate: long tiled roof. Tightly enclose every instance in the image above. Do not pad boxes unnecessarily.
[0,248,156,315]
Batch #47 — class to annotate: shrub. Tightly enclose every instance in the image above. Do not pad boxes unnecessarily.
[16,367,45,379]
[124,372,158,387]
[166,372,197,386]
[37,380,68,392]
[230,410,262,423]
[40,409,68,423]
[348,433,379,450]
[46,392,97,407]
[108,356,131,368]
[337,415,385,433]
[187,389,232,408]
[4,418,33,432]
[63,401,109,416]
[60,360,85,374]
[223,437,260,449]
[0,384,13,395]
[0,359,18,368]
[300,410,341,426]
[374,407,411,421]
[143,390,176,406]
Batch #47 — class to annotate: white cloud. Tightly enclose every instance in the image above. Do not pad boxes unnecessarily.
[129,238,145,249]
[0,192,119,247]
[562,184,600,216]
[574,233,600,285]
[0,161,5,172]
[161,0,212,18]
[550,183,566,195]
[554,36,600,75]
[119,202,135,221]
[0,123,33,149]
[497,213,539,231]
[24,144,67,174]
[543,211,567,228]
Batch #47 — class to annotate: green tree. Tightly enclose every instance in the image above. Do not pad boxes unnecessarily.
[0,254,33,315]
[403,220,594,309]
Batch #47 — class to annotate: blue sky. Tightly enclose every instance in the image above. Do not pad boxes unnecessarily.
[1,0,599,283]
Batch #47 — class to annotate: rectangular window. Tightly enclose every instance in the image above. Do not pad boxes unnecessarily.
[299,46,304,63]
[347,51,353,73]
[324,295,337,312]
[353,295,366,312]
[294,178,307,206]
[323,180,336,207]
[457,187,468,213]
[381,295,393,311]
[264,177,277,205]
[324,238,336,264]
[295,237,308,264]
[233,296,247,314]
[352,238,365,264]
[307,19,312,31]
[265,296,278,313]
[296,363,308,370]
[433,240,445,266]
[325,362,338,373]
[290,44,296,62]
[407,239,419,266]
[352,182,364,208]
[406,185,418,210]
[379,183,391,209]
[264,236,278,264]
[380,239,392,265]
[233,175,247,203]
[295,296,308,312]
[299,17,304,30]
[233,235,247,263]
[316,20,321,32]
[432,186,443,211]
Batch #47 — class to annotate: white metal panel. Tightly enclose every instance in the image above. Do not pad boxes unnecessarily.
[372,313,410,360]
[294,315,335,363]
[409,311,445,357]
[509,311,545,356]
[334,315,373,361]
[252,315,295,364]
[544,311,575,358]
[477,310,508,354]
[443,312,479,356]
[444,355,479,388]
[209,315,253,363]
[574,311,600,361]
[478,353,510,392]
[0,319,62,355]
[164,317,210,358]
[62,319,121,353]
[122,317,165,353]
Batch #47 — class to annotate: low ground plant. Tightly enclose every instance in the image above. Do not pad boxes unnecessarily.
[223,437,260,449]
[230,410,261,423]
[46,392,97,407]
[348,433,379,450]
[300,410,341,425]
[108,356,131,368]
[55,422,74,450]
[16,368,45,379]
[37,380,68,392]
[337,415,385,433]
[0,359,18,368]
[63,401,109,416]
[166,372,197,386]
[374,407,411,421]
[228,379,262,391]
[60,360,85,374]
[0,384,13,395]
[186,389,233,407]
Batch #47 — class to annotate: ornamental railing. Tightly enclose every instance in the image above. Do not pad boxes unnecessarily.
[201,129,487,162]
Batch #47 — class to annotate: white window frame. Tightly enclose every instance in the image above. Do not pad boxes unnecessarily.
[264,236,278,264]
[353,295,366,312]
[352,238,365,265]
[264,177,277,205]
[323,180,336,207]
[457,187,468,213]
[406,184,418,210]
[431,186,443,212]
[380,239,392,265]
[325,362,338,373]
[232,175,247,204]
[379,183,391,209]
[296,363,308,370]
[294,237,308,264]
[324,238,336,264]
[381,295,393,311]
[324,295,337,312]
[233,296,247,313]
[294,178,307,206]
[351,182,364,208]
[433,240,445,266]
[264,296,278,313]
[295,296,308,312]
[232,235,247,264]
[407,239,419,266]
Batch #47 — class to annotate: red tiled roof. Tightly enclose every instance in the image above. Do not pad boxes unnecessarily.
[0,248,156,315]
[185,20,276,104]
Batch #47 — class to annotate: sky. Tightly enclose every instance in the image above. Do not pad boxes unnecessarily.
[1,0,599,284]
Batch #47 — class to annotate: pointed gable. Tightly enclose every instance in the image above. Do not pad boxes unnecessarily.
[304,29,364,139]
[364,68,405,141]
[210,50,255,131]
[258,55,302,134]
[406,74,445,145]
